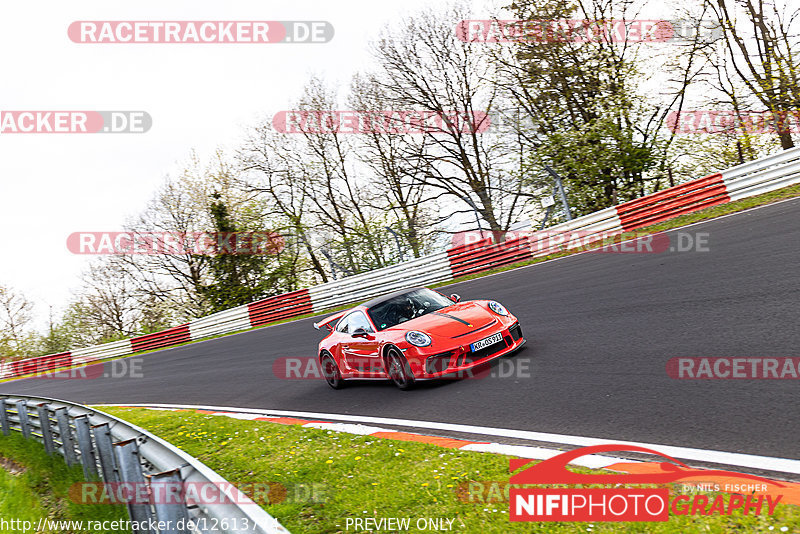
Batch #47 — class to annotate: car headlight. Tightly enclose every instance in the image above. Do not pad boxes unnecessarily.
[405,331,432,347]
[488,301,508,316]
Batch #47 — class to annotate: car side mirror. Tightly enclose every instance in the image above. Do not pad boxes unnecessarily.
[351,327,370,338]
[450,294,461,303]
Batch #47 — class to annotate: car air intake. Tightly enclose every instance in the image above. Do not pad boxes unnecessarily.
[425,352,454,374]
[509,323,523,341]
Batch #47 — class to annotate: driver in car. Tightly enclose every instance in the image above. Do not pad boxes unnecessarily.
[396,299,416,324]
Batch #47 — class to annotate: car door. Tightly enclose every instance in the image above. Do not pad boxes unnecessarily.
[330,313,352,366]
[341,311,382,376]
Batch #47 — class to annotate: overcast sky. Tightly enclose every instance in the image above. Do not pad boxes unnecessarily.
[1,0,691,329]
[0,0,484,327]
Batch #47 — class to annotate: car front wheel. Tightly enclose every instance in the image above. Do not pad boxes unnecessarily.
[386,348,415,390]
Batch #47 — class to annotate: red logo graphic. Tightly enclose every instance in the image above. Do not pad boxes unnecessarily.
[508,444,784,522]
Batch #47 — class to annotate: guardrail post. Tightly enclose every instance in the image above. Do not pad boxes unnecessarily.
[114,439,155,533]
[55,407,78,466]
[36,404,55,455]
[15,400,30,439]
[0,399,9,436]
[92,423,118,483]
[150,469,191,534]
[74,415,98,479]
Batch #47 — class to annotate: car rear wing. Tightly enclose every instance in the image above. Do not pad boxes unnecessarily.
[313,310,346,332]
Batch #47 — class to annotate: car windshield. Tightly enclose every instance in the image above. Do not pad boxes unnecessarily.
[367,288,455,331]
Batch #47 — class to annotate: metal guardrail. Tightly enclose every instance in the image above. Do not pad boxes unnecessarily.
[723,146,800,202]
[0,395,289,534]
[188,307,252,341]
[307,252,453,311]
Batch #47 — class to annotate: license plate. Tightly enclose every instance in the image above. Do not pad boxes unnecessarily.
[470,332,503,352]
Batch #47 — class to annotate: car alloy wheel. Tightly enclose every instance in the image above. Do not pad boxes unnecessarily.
[320,352,345,389]
[386,348,415,390]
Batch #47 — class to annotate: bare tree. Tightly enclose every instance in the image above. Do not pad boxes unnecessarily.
[70,259,143,341]
[709,0,800,149]
[239,124,331,282]
[370,4,527,240]
[296,78,394,271]
[0,284,35,359]
[348,73,439,257]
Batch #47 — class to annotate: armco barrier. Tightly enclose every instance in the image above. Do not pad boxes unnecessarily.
[528,206,623,257]
[3,146,800,379]
[723,147,800,201]
[10,352,72,378]
[130,324,191,353]
[188,306,252,340]
[0,395,289,534]
[71,339,133,366]
[447,235,532,277]
[248,289,312,327]
[616,173,729,231]
[307,252,453,311]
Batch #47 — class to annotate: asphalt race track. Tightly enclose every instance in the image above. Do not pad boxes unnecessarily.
[4,197,799,459]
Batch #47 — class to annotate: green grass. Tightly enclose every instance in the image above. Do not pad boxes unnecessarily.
[5,181,800,385]
[0,432,129,533]
[100,407,800,534]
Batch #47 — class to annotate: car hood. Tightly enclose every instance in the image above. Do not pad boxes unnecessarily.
[390,301,498,339]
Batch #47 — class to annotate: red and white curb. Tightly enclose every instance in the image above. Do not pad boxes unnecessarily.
[99,404,636,469]
[98,403,800,507]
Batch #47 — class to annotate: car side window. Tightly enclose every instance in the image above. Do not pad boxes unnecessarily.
[348,311,374,333]
[335,314,350,334]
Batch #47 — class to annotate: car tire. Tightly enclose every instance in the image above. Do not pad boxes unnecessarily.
[386,347,415,390]
[320,352,345,390]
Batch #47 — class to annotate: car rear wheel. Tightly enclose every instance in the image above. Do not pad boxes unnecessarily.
[386,348,415,390]
[320,352,345,390]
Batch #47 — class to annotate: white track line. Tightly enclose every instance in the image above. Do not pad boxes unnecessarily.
[100,403,800,475]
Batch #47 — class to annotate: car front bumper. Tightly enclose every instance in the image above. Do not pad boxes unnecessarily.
[415,323,526,380]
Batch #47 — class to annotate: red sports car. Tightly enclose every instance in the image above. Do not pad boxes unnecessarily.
[313,287,526,390]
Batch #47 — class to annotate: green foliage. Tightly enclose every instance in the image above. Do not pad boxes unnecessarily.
[198,192,296,313]
[0,432,129,532]
[507,0,675,216]
[102,407,800,534]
